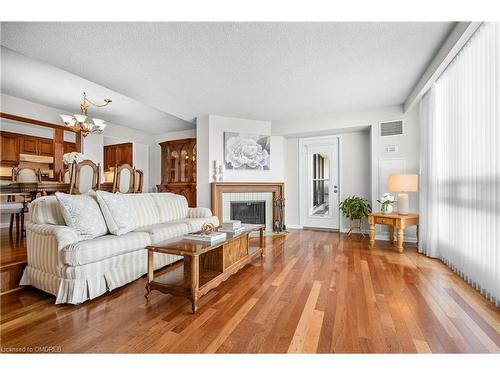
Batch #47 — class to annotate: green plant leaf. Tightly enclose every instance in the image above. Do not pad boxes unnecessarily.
[339,195,371,219]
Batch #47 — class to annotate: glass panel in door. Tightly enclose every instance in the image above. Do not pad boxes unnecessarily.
[310,153,330,216]
[180,145,189,182]
[192,144,197,182]
[170,146,180,182]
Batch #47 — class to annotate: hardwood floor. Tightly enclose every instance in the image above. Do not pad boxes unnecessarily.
[0,228,27,294]
[0,229,498,353]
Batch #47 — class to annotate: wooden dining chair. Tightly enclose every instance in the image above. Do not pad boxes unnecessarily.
[1,199,28,237]
[59,167,73,183]
[133,169,144,193]
[9,167,41,236]
[69,160,101,194]
[12,167,41,183]
[112,164,134,193]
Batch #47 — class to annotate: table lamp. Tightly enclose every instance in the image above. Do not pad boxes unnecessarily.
[387,174,418,215]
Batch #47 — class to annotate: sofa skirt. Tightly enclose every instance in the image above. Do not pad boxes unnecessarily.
[20,249,181,304]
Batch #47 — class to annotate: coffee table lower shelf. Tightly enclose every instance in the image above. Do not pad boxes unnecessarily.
[145,226,265,313]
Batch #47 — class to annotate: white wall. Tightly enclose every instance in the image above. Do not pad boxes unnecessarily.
[103,136,131,146]
[196,116,210,207]
[284,138,300,226]
[0,118,54,138]
[196,114,285,208]
[277,105,419,239]
[156,129,197,143]
[339,131,371,231]
[82,133,104,167]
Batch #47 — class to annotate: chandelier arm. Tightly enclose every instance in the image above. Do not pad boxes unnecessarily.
[83,96,112,108]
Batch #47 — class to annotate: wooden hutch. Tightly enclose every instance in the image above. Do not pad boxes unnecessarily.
[157,138,196,207]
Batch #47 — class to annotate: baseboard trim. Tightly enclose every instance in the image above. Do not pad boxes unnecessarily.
[303,227,339,232]
[339,228,369,234]
[286,225,418,242]
[375,234,418,243]
[0,286,26,296]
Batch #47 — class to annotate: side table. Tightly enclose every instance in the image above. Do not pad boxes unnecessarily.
[368,212,419,252]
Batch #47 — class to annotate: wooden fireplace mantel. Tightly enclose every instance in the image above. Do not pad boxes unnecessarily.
[211,182,285,225]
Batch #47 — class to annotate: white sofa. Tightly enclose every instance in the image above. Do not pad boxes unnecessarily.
[20,192,219,304]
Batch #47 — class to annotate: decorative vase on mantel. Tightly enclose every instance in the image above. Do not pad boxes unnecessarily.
[213,160,225,182]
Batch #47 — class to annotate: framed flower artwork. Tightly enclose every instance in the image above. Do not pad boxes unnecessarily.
[224,132,270,170]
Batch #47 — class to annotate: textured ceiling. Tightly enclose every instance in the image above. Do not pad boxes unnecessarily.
[1,22,454,126]
[0,47,192,134]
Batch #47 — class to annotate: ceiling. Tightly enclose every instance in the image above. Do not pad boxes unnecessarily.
[0,47,192,134]
[1,22,454,130]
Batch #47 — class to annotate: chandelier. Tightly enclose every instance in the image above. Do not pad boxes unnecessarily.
[60,92,112,137]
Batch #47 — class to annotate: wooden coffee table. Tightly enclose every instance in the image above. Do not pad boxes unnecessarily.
[145,224,265,313]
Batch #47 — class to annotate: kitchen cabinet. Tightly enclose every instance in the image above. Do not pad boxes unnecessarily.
[38,138,54,156]
[0,131,19,165]
[19,137,37,154]
[19,135,53,156]
[103,142,133,170]
[63,142,77,154]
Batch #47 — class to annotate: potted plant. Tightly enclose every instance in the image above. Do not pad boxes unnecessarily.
[339,195,372,237]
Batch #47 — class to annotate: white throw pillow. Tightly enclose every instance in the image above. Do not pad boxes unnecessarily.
[55,192,109,240]
[95,191,137,235]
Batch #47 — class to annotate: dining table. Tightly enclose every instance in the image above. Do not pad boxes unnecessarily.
[0,181,114,199]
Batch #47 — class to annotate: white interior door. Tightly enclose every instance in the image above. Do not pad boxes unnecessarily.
[300,137,340,229]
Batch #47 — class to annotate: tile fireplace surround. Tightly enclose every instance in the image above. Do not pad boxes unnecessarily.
[211,182,285,233]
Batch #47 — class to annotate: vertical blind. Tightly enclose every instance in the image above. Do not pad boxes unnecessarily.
[419,22,499,306]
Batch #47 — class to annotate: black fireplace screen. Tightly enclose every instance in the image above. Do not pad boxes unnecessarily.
[230,201,266,225]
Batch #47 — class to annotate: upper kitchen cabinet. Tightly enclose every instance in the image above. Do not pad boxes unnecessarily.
[0,131,20,165]
[19,135,53,156]
[19,136,37,155]
[63,141,77,154]
[103,142,133,170]
[38,138,54,156]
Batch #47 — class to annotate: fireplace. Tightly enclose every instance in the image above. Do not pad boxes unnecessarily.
[211,182,285,233]
[230,201,266,225]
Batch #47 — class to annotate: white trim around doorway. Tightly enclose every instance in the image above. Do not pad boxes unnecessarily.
[298,134,342,230]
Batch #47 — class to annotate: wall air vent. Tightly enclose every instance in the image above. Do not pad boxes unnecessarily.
[380,120,403,137]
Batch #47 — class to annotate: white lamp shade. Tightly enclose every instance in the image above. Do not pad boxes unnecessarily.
[74,114,87,123]
[387,174,418,192]
[60,114,73,123]
[92,118,105,128]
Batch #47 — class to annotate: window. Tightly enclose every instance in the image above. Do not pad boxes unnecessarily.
[419,22,499,306]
